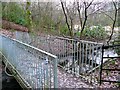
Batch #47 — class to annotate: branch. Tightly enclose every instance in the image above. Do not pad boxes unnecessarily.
[77,1,83,28]
[86,0,94,9]
[80,1,94,38]
[88,4,106,17]
[107,1,118,44]
[60,0,73,37]
[100,11,114,21]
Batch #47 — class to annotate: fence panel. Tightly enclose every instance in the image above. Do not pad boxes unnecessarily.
[7,32,104,84]
[0,34,58,89]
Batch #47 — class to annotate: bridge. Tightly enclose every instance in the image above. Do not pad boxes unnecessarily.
[0,33,119,88]
[0,34,58,89]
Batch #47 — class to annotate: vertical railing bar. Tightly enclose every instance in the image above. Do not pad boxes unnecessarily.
[64,39,66,69]
[72,40,74,73]
[73,41,75,73]
[100,45,104,85]
[39,63,43,87]
[54,58,58,88]
[8,38,11,63]
[33,52,35,88]
[97,44,102,83]
[79,42,81,74]
[11,42,16,67]
[58,38,60,62]
[94,44,98,82]
[44,65,45,88]
[89,44,91,68]
[36,57,38,88]
[9,39,12,63]
[77,41,79,75]
[73,41,76,74]
[91,44,95,83]
[6,38,8,61]
[67,40,70,72]
[62,40,66,67]
[85,43,88,74]
[66,40,68,71]
[41,62,43,88]
[88,44,91,83]
[50,63,51,88]
[36,60,38,88]
[45,56,49,88]
[87,43,90,83]
[82,43,84,73]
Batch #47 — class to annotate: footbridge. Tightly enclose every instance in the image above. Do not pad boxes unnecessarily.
[1,34,119,89]
[0,34,58,89]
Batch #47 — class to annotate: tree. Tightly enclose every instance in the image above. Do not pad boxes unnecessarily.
[25,1,33,32]
[77,0,94,38]
[60,0,74,37]
[106,1,119,44]
[60,0,106,38]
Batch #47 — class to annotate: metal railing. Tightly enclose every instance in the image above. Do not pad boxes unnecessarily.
[100,44,120,84]
[0,34,58,89]
[16,33,103,83]
[53,37,103,83]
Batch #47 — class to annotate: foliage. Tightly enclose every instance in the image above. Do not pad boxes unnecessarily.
[25,1,33,32]
[76,25,107,39]
[2,2,28,26]
[60,25,69,35]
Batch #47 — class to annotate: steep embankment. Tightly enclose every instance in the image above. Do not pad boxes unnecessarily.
[2,20,28,32]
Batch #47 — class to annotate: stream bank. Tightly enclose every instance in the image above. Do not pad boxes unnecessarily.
[1,56,22,90]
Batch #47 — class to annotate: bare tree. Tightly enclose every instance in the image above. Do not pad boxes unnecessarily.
[60,0,74,37]
[76,0,94,38]
[106,1,118,44]
[60,0,95,38]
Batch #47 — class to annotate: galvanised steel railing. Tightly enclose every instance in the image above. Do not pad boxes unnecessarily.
[52,37,103,83]
[15,32,103,83]
[0,34,58,89]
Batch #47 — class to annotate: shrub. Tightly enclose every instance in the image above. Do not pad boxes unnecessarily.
[2,2,27,26]
[76,25,107,39]
[60,25,69,35]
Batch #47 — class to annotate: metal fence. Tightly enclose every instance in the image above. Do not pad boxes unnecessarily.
[100,44,120,84]
[0,34,58,89]
[16,33,104,83]
[53,37,103,83]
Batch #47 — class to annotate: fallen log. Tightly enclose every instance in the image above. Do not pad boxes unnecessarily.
[2,20,29,32]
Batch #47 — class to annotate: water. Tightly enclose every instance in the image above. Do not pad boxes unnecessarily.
[2,62,22,89]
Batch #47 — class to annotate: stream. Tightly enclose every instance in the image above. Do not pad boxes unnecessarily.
[1,62,22,89]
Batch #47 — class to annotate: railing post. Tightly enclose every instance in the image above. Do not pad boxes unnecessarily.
[54,57,58,88]
[99,45,104,85]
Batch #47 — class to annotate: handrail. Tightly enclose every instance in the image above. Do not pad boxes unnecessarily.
[0,34,57,59]
[0,34,58,88]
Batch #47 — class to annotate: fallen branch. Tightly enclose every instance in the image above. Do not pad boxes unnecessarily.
[2,20,29,32]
